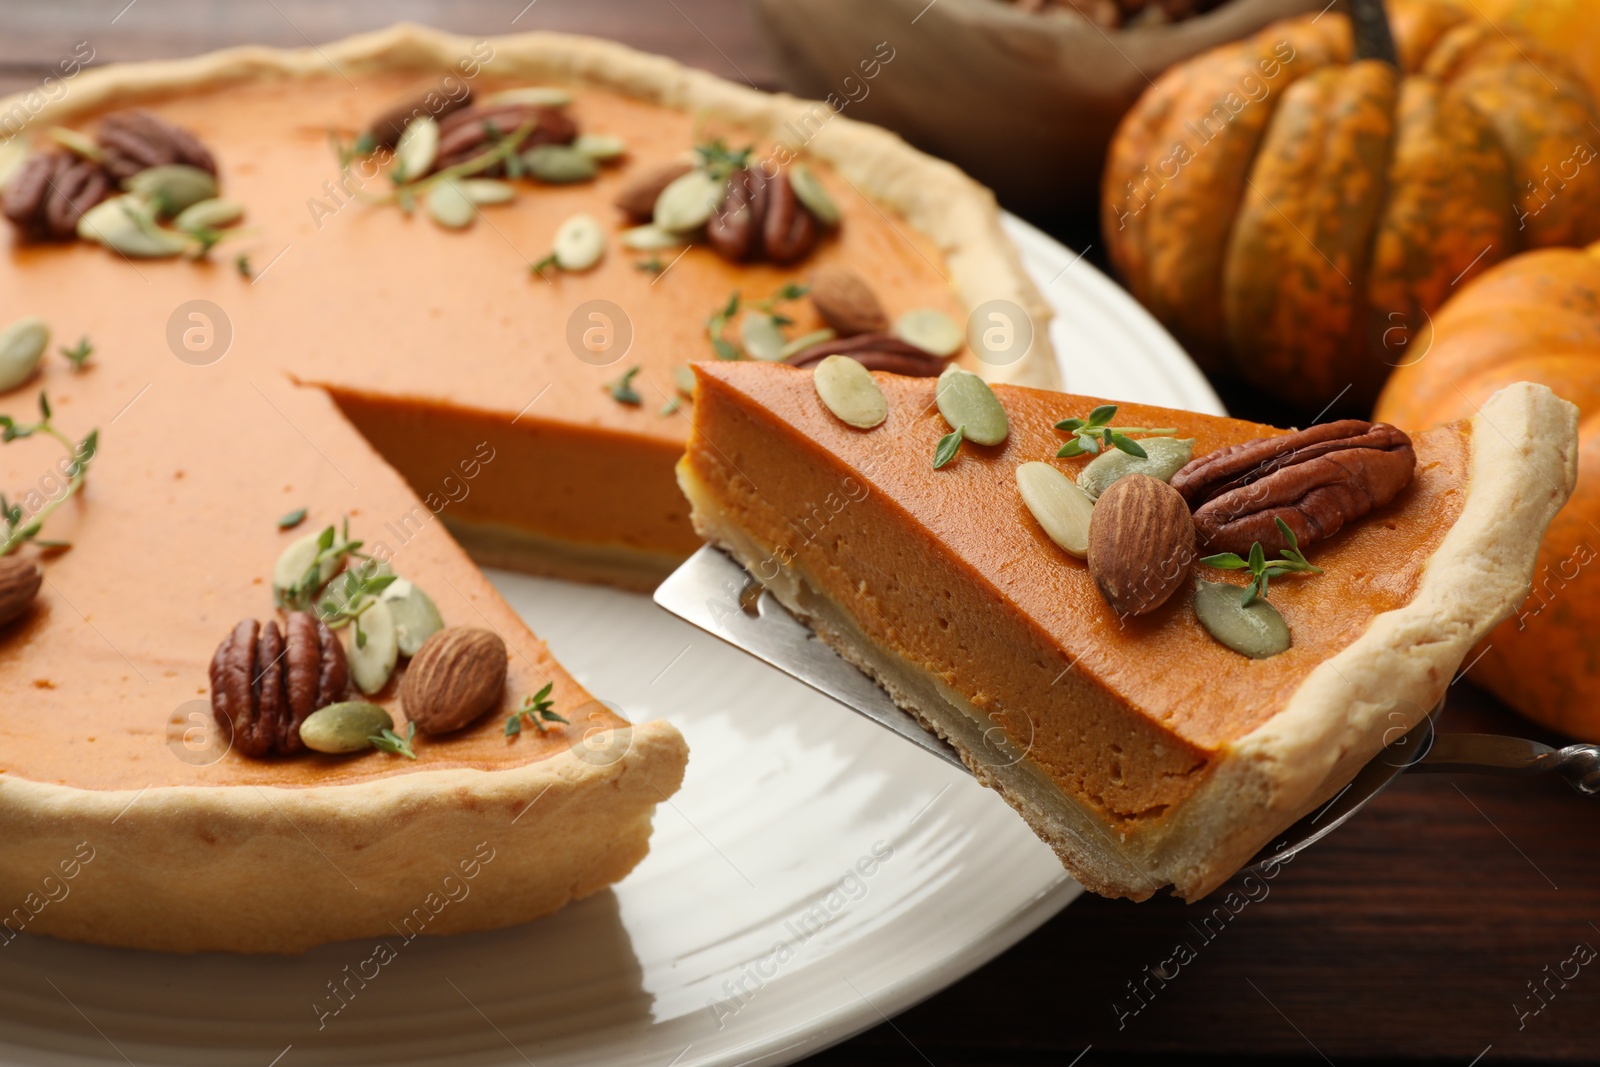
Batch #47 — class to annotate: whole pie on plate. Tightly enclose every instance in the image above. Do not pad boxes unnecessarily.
[0,27,1051,952]
[679,361,1578,900]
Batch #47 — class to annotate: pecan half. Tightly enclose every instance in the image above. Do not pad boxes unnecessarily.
[706,167,768,262]
[1171,420,1416,555]
[210,612,349,758]
[97,110,217,181]
[2,153,114,241]
[432,103,577,174]
[761,169,817,264]
[785,332,947,376]
[363,86,475,151]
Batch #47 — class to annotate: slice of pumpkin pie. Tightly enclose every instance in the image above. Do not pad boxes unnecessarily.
[678,361,1577,900]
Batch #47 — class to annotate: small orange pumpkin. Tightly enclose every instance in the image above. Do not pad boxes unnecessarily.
[1103,0,1600,415]
[1376,241,1600,740]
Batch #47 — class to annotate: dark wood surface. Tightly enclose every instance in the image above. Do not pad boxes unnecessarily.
[5,2,1598,1064]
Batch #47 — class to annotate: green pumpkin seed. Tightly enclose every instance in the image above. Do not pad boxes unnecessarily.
[895,309,964,357]
[572,133,627,162]
[77,195,188,258]
[300,701,395,754]
[381,578,444,657]
[459,178,515,205]
[653,169,724,233]
[1015,461,1094,558]
[395,115,439,182]
[485,86,573,108]
[123,164,218,217]
[779,327,837,360]
[272,530,342,602]
[673,364,697,396]
[425,179,477,229]
[523,144,598,184]
[0,316,49,394]
[1193,579,1291,659]
[813,354,887,429]
[789,162,839,227]
[553,213,605,271]
[349,598,399,694]
[935,364,1008,446]
[620,224,686,251]
[740,312,788,361]
[46,126,103,163]
[1077,438,1195,500]
[173,197,244,232]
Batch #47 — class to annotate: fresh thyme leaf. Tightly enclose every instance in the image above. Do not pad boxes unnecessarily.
[1052,403,1177,461]
[711,337,742,361]
[636,256,665,274]
[933,425,965,469]
[506,682,567,738]
[1108,431,1147,459]
[1200,520,1325,606]
[369,722,417,759]
[659,396,681,416]
[278,507,308,530]
[694,139,754,181]
[0,393,99,557]
[529,251,559,278]
[60,337,93,371]
[606,365,643,405]
[235,253,253,279]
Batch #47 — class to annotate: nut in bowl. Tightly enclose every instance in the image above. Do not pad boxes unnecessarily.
[747,0,1323,217]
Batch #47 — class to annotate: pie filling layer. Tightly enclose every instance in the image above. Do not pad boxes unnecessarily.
[682,363,1470,831]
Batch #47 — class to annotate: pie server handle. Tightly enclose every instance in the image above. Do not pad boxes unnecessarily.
[1409,733,1600,795]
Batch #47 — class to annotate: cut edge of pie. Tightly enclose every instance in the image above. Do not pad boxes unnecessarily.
[678,365,1578,901]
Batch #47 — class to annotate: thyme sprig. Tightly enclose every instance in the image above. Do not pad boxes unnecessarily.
[0,392,98,556]
[276,517,369,611]
[1200,518,1323,606]
[369,722,417,759]
[605,366,642,405]
[504,682,569,737]
[60,337,93,371]
[318,560,398,649]
[1053,404,1177,459]
[705,283,809,360]
[694,139,754,182]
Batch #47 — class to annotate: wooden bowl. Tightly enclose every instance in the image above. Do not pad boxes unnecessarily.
[748,0,1322,224]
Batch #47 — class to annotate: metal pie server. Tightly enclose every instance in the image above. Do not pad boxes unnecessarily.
[655,545,1600,867]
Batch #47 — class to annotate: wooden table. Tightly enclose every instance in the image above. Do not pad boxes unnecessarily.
[6,3,1598,1063]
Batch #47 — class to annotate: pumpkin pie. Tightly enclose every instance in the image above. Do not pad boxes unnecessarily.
[678,362,1577,900]
[0,27,1050,952]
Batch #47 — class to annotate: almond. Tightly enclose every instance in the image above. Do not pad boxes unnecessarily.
[0,555,42,628]
[400,626,508,735]
[613,159,694,222]
[1087,474,1194,617]
[809,266,888,337]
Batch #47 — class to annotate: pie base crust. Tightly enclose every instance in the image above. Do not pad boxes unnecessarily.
[1,721,687,954]
[680,381,1578,900]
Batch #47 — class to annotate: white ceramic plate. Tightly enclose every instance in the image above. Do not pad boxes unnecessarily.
[0,216,1222,1067]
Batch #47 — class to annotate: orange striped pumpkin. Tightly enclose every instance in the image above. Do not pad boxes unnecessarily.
[1104,0,1600,416]
[1376,241,1600,739]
